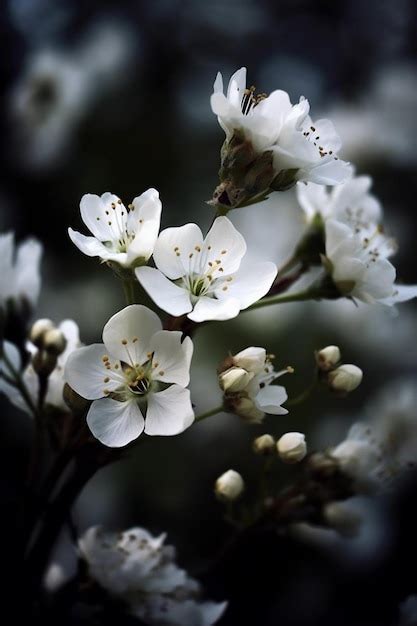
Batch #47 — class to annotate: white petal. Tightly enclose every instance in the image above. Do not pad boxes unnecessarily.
[203,217,246,275]
[296,182,329,221]
[325,220,355,259]
[64,344,124,400]
[87,398,144,447]
[213,71,223,93]
[79,194,117,241]
[57,319,81,365]
[188,296,241,322]
[382,284,417,305]
[303,158,352,185]
[222,261,277,309]
[145,385,194,436]
[102,305,162,366]
[15,238,42,305]
[126,188,162,264]
[149,331,193,386]
[227,67,247,101]
[153,223,204,280]
[136,266,193,316]
[255,385,288,415]
[68,229,127,264]
[233,346,266,374]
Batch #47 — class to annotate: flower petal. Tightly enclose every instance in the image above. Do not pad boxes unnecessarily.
[153,223,204,280]
[255,384,288,415]
[149,331,193,386]
[64,344,124,400]
[68,229,127,265]
[135,267,193,316]
[145,385,194,436]
[103,305,162,366]
[221,261,277,309]
[126,188,162,264]
[79,194,118,241]
[203,217,247,276]
[87,398,144,447]
[188,296,241,322]
[15,238,43,305]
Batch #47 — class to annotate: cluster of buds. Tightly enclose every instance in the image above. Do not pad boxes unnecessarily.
[217,347,290,423]
[253,432,307,464]
[315,345,363,395]
[29,318,67,377]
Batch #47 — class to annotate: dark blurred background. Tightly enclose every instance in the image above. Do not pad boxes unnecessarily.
[1,1,417,624]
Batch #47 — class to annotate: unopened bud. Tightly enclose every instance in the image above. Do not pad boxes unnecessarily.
[323,501,361,538]
[219,366,253,393]
[233,396,264,423]
[316,345,341,371]
[277,432,307,464]
[328,364,363,393]
[215,469,245,502]
[253,434,276,456]
[30,318,54,348]
[43,328,67,356]
[32,350,58,377]
[233,346,266,374]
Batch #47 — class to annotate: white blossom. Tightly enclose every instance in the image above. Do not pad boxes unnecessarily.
[0,319,80,414]
[211,67,350,186]
[64,305,194,447]
[296,174,381,227]
[215,469,244,501]
[222,347,289,423]
[136,217,277,322]
[69,189,161,268]
[327,364,363,393]
[277,432,307,463]
[0,232,42,309]
[325,219,417,306]
[79,526,226,626]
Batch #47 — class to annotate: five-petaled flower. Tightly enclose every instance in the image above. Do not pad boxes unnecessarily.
[136,217,277,322]
[68,189,161,269]
[64,305,194,447]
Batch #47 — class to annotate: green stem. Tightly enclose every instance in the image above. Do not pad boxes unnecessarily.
[277,255,300,277]
[246,287,323,312]
[195,405,224,422]
[122,278,136,305]
[287,377,317,407]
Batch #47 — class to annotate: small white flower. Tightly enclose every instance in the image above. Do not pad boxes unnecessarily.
[0,232,42,309]
[79,526,226,626]
[325,219,417,306]
[215,469,245,501]
[0,320,81,414]
[277,432,307,463]
[211,67,350,186]
[327,364,363,393]
[219,366,254,393]
[69,189,161,268]
[136,217,277,322]
[222,347,289,423]
[315,345,341,372]
[296,174,381,228]
[64,305,194,447]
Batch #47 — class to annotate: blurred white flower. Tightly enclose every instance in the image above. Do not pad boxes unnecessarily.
[325,219,417,306]
[211,67,350,186]
[221,347,289,423]
[136,216,276,322]
[79,526,226,626]
[65,305,194,447]
[69,189,161,269]
[0,319,80,414]
[296,174,381,228]
[0,232,42,310]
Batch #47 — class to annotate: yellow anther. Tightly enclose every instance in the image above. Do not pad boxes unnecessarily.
[121,339,128,345]
[104,376,110,383]
[132,337,139,343]
[195,246,201,252]
[159,370,165,376]
[221,250,227,254]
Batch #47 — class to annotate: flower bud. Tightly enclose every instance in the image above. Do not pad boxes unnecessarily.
[30,318,54,348]
[328,364,363,393]
[232,396,264,423]
[43,328,67,356]
[253,434,276,456]
[215,469,244,502]
[219,366,253,393]
[316,345,341,371]
[233,347,266,374]
[323,501,361,538]
[277,432,307,464]
[32,350,58,377]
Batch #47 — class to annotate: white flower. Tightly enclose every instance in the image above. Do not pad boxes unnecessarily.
[64,305,194,447]
[222,347,289,423]
[331,423,385,492]
[325,219,417,306]
[327,364,363,393]
[0,320,80,414]
[211,67,350,186]
[136,217,277,322]
[296,174,381,227]
[215,469,245,501]
[277,432,307,463]
[0,232,42,309]
[79,526,226,626]
[68,189,161,268]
